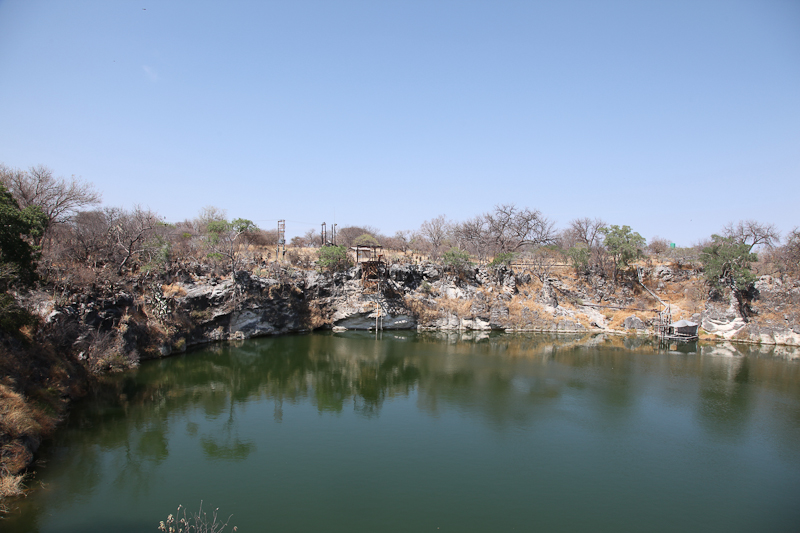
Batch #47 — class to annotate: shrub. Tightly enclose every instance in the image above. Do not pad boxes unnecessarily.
[567,245,590,275]
[488,252,514,267]
[317,245,349,272]
[442,248,471,272]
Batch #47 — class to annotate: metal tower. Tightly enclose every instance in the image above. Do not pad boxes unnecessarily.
[277,220,286,259]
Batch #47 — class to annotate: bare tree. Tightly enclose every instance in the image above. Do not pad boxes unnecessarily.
[113,206,163,275]
[407,231,429,255]
[67,209,116,267]
[42,206,163,284]
[775,227,800,276]
[195,205,228,231]
[419,215,451,258]
[336,225,381,248]
[648,236,670,256]
[303,228,318,247]
[722,220,780,251]
[248,229,279,248]
[451,216,492,263]
[0,164,100,227]
[391,230,413,253]
[566,217,606,248]
[484,204,555,253]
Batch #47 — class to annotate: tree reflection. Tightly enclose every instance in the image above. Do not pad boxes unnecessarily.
[696,354,754,440]
[10,331,800,531]
[199,402,255,462]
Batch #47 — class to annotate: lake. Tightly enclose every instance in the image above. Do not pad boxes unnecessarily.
[5,331,800,532]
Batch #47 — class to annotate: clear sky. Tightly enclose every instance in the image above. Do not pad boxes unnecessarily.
[1,0,798,245]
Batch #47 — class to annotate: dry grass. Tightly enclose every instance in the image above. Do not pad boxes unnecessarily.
[436,296,473,316]
[659,280,704,311]
[604,309,640,330]
[0,473,25,499]
[506,296,545,326]
[0,384,46,500]
[304,302,328,330]
[403,296,439,324]
[0,385,41,440]
[162,283,187,298]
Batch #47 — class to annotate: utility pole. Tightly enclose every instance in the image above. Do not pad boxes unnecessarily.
[332,223,337,246]
[321,222,327,247]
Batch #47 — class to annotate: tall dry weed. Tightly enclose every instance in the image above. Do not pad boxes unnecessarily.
[403,296,439,323]
[0,385,40,439]
[0,473,25,499]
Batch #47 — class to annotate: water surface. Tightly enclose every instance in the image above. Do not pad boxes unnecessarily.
[6,332,800,532]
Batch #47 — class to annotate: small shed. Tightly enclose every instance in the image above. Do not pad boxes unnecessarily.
[350,244,383,264]
[350,244,385,293]
[668,319,699,339]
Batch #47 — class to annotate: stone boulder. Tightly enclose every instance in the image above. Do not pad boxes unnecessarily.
[623,315,646,330]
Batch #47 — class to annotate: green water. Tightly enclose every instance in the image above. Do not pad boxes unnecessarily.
[5,331,800,532]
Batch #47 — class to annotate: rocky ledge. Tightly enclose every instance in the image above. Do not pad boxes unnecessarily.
[36,263,800,370]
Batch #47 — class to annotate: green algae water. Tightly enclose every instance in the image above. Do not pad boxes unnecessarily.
[5,331,800,532]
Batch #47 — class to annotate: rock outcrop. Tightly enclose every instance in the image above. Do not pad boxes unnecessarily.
[31,265,800,369]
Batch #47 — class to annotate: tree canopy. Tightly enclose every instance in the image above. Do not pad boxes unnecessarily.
[600,225,645,281]
[353,233,380,247]
[318,245,349,272]
[700,235,758,293]
[0,184,48,288]
[0,164,100,228]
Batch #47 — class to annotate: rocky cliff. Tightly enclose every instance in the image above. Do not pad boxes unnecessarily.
[35,261,800,372]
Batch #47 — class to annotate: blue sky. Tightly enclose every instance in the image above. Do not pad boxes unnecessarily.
[1,0,798,245]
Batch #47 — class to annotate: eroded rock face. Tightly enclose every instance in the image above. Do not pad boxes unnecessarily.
[698,277,800,345]
[40,263,800,362]
[654,265,673,281]
[537,280,558,307]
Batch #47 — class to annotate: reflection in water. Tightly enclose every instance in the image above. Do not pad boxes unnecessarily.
[697,354,754,439]
[6,332,800,533]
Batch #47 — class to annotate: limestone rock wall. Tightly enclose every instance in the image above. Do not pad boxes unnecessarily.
[35,264,800,368]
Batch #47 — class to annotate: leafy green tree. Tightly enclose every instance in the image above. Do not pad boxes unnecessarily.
[566,245,591,275]
[701,235,758,296]
[1,184,47,333]
[600,225,646,282]
[0,184,47,288]
[353,233,380,247]
[317,245,350,272]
